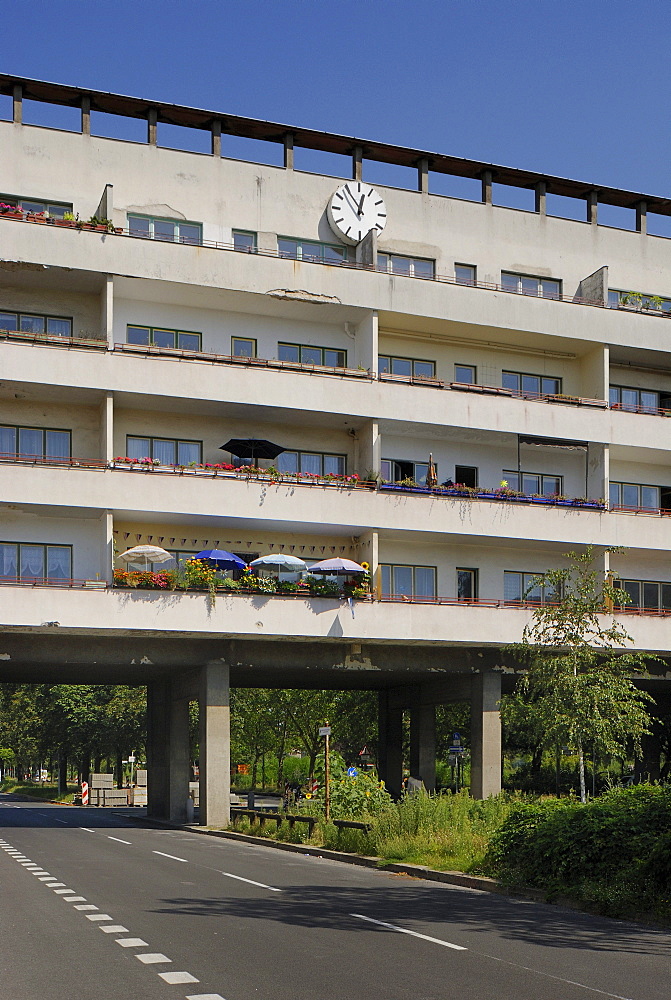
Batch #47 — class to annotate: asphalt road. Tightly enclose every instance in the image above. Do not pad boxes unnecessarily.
[1,795,669,1000]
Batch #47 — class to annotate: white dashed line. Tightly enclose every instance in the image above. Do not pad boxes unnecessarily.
[186,994,226,1000]
[75,905,98,911]
[117,938,149,948]
[350,913,467,951]
[137,954,172,964]
[160,972,199,984]
[79,828,96,833]
[219,871,281,892]
[22,863,41,868]
[100,925,129,934]
[38,876,56,881]
[53,888,75,894]
[54,818,68,824]
[87,914,112,921]
[153,851,188,863]
[48,883,66,888]
[108,836,132,845]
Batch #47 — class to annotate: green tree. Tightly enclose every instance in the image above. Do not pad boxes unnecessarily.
[510,548,654,802]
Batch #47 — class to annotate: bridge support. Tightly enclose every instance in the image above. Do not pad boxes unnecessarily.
[470,670,502,798]
[198,660,231,828]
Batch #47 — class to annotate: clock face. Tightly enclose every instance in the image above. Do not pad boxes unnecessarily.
[327,181,387,245]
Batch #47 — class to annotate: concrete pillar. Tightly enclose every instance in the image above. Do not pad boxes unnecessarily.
[81,95,91,135]
[100,392,114,462]
[284,132,294,170]
[356,529,378,592]
[211,119,222,157]
[481,169,493,205]
[352,145,363,181]
[199,660,230,827]
[100,509,113,584]
[355,310,378,372]
[169,697,192,822]
[470,670,501,798]
[587,189,598,224]
[410,699,436,791]
[636,730,661,782]
[146,680,170,819]
[101,274,114,348]
[636,200,647,235]
[378,690,403,798]
[12,84,22,124]
[355,228,378,268]
[417,157,429,194]
[534,180,547,215]
[96,184,113,223]
[147,109,157,145]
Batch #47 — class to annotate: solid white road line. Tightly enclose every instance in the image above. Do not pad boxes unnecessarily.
[108,836,132,845]
[100,925,129,934]
[136,954,171,964]
[117,938,149,948]
[159,972,199,984]
[153,851,188,863]
[350,913,467,951]
[219,871,281,892]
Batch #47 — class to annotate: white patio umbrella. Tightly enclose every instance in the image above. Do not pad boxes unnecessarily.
[308,557,367,575]
[249,553,308,571]
[118,545,173,569]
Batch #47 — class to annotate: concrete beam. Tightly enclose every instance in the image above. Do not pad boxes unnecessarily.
[534,180,547,215]
[81,95,91,136]
[283,132,294,170]
[470,670,501,798]
[352,145,363,181]
[211,119,222,157]
[481,169,493,205]
[587,189,598,225]
[199,660,230,827]
[147,109,157,145]
[636,200,647,235]
[417,157,429,194]
[12,84,22,124]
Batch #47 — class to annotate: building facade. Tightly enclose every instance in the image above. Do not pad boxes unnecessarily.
[1,76,670,824]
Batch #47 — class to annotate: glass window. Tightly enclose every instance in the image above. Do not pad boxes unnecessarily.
[522,374,541,396]
[380,564,436,598]
[608,290,620,308]
[21,544,44,579]
[278,343,346,368]
[128,216,151,238]
[0,312,18,331]
[414,463,429,486]
[391,358,412,378]
[522,473,540,494]
[457,569,477,601]
[126,325,201,352]
[521,276,538,296]
[455,365,476,384]
[20,315,45,334]
[502,272,562,297]
[641,486,660,509]
[640,391,658,413]
[278,343,300,363]
[455,465,478,488]
[233,231,257,252]
[414,566,436,598]
[502,371,520,392]
[127,326,150,346]
[324,349,346,368]
[501,272,519,292]
[278,237,349,263]
[0,542,17,578]
[301,346,322,366]
[541,377,561,395]
[47,317,72,337]
[178,441,201,466]
[542,476,561,497]
[643,582,659,610]
[178,223,201,245]
[662,585,671,610]
[45,431,70,459]
[378,253,435,279]
[455,264,476,286]
[153,439,176,466]
[0,426,16,454]
[609,482,621,507]
[278,451,299,474]
[18,428,43,456]
[378,355,435,379]
[154,220,174,242]
[300,453,321,475]
[232,337,256,358]
[178,332,200,352]
[541,279,561,299]
[152,329,176,349]
[413,360,436,380]
[503,370,562,396]
[323,454,345,476]
[127,215,202,245]
[622,484,639,508]
[47,546,71,580]
[127,437,151,459]
[393,566,413,596]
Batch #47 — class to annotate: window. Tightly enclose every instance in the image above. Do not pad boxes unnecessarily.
[0,425,71,460]
[454,465,478,488]
[609,385,665,414]
[377,253,434,279]
[231,337,256,358]
[127,215,202,245]
[0,542,72,581]
[278,237,349,264]
[609,482,661,510]
[501,272,561,298]
[0,309,72,338]
[455,264,476,286]
[613,578,671,612]
[378,355,436,379]
[503,470,563,497]
[381,459,432,486]
[457,568,477,601]
[126,325,201,352]
[277,451,346,477]
[502,371,562,397]
[380,564,436,599]
[233,230,257,252]
[278,343,347,368]
[126,436,202,466]
[608,289,671,313]
[504,571,560,604]
[454,365,476,384]
[0,195,71,219]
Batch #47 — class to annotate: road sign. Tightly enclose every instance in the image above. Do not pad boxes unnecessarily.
[452,733,462,745]
[347,767,358,777]
[310,778,319,794]
[81,781,89,806]
[318,726,331,736]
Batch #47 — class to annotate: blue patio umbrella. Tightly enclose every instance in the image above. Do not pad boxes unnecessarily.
[195,548,247,571]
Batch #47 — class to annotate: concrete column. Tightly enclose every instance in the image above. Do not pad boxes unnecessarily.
[587,190,598,224]
[636,200,647,235]
[587,441,608,502]
[199,660,230,827]
[146,680,170,819]
[417,157,429,194]
[81,95,91,135]
[211,119,222,157]
[534,180,547,215]
[147,109,158,145]
[355,310,377,372]
[470,670,501,798]
[95,184,113,223]
[100,392,114,462]
[284,132,294,170]
[100,509,113,584]
[356,529,378,591]
[352,146,363,181]
[481,169,493,205]
[378,690,403,798]
[12,84,22,124]
[410,699,436,791]
[169,697,192,822]
[355,228,377,268]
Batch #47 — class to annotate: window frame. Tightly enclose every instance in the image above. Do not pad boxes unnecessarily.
[504,570,560,605]
[503,470,564,497]
[380,458,433,486]
[380,563,437,599]
[613,577,671,612]
[277,236,350,264]
[609,481,661,510]
[277,342,347,368]
[0,194,72,218]
[231,336,257,358]
[455,263,477,286]
[378,354,437,380]
[377,252,435,279]
[502,370,562,397]
[276,450,347,477]
[232,230,257,253]
[127,214,202,245]
[609,384,661,414]
[0,424,72,460]
[501,271,562,299]
[0,308,73,339]
[457,567,478,602]
[454,364,476,384]
[0,541,73,581]
[126,325,202,353]
[126,435,203,466]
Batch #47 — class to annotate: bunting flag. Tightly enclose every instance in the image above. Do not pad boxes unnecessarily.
[290,545,295,551]
[280,545,285,551]
[136,534,142,541]
[191,539,198,546]
[181,539,187,545]
[124,532,130,540]
[320,546,325,553]
[169,538,175,545]
[214,540,220,547]
[247,542,252,548]
[113,529,119,535]
[158,537,164,543]
[147,535,153,542]
[300,546,305,552]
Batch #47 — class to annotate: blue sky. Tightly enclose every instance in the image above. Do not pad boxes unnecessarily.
[3,0,670,208]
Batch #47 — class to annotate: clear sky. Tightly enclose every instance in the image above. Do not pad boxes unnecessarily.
[2,0,670,205]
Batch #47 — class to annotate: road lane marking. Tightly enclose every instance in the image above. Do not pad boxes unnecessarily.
[87,914,112,921]
[160,972,199,984]
[153,851,188,863]
[219,871,281,892]
[75,905,98,910]
[54,818,68,824]
[63,896,87,902]
[108,836,132,845]
[186,994,226,1000]
[117,938,149,948]
[80,828,96,833]
[137,954,172,964]
[350,913,467,951]
[100,925,129,934]
[22,863,41,868]
[38,876,56,881]
[479,952,634,1000]
[47,882,66,888]
[53,888,75,894]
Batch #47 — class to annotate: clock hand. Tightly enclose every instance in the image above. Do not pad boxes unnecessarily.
[357,194,366,216]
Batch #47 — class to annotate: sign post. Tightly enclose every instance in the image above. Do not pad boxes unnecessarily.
[319,724,331,822]
[81,780,89,806]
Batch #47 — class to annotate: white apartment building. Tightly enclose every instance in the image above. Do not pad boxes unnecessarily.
[1,76,670,825]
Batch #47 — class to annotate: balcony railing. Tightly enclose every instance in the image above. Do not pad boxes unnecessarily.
[0,326,106,349]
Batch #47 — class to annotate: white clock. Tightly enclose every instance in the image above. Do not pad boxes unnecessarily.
[327,181,387,245]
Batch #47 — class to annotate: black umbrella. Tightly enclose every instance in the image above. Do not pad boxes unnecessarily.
[220,438,286,462]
